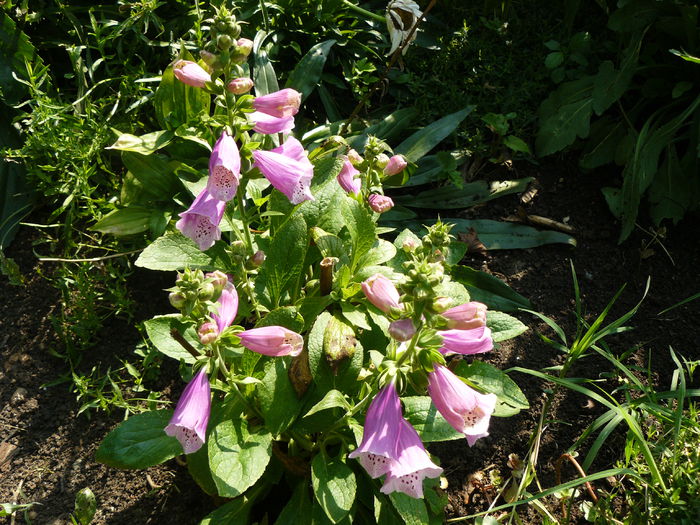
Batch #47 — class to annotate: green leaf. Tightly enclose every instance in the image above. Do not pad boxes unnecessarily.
[487,311,528,342]
[346,107,419,151]
[143,314,199,363]
[0,12,44,105]
[208,419,273,498]
[199,497,253,525]
[592,37,640,116]
[258,214,308,308]
[452,265,531,312]
[454,360,529,417]
[607,0,658,32]
[312,454,357,523]
[135,231,227,271]
[393,179,532,209]
[92,206,152,235]
[257,306,305,333]
[305,389,351,417]
[503,135,531,154]
[0,107,31,249]
[154,53,210,130]
[402,397,463,442]
[286,40,336,101]
[95,410,182,469]
[108,130,174,154]
[580,117,627,170]
[259,358,306,434]
[253,30,279,96]
[395,106,474,162]
[433,279,471,306]
[342,198,377,269]
[358,239,396,267]
[121,151,180,198]
[308,313,363,394]
[389,492,429,525]
[536,76,594,156]
[274,482,314,525]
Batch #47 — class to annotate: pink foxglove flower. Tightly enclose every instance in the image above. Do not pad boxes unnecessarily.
[384,154,407,176]
[173,60,210,88]
[164,370,211,454]
[252,88,301,118]
[337,157,361,195]
[428,364,497,446]
[347,148,363,166]
[198,321,218,345]
[213,281,238,334]
[442,302,487,330]
[207,131,241,202]
[238,326,304,356]
[348,383,403,478]
[252,137,314,204]
[176,189,226,251]
[380,419,443,498]
[438,327,493,356]
[249,111,295,134]
[362,273,401,313]
[368,194,394,213]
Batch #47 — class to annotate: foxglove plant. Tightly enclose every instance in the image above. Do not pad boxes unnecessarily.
[97,5,530,524]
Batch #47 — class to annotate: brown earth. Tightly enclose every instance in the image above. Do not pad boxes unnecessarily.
[1,161,699,524]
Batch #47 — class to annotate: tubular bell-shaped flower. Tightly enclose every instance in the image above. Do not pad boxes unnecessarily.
[249,111,295,135]
[164,370,211,454]
[173,60,210,88]
[252,88,301,118]
[337,157,361,195]
[438,327,493,356]
[237,326,304,356]
[385,0,422,56]
[176,189,226,251]
[252,137,314,204]
[384,154,407,176]
[213,281,239,334]
[428,364,497,446]
[348,383,403,478]
[368,194,394,213]
[207,131,241,202]
[442,302,488,330]
[362,273,401,313]
[380,419,443,498]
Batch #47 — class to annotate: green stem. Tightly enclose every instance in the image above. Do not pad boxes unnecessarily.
[341,0,386,23]
[259,0,271,32]
[239,259,262,321]
[236,187,254,254]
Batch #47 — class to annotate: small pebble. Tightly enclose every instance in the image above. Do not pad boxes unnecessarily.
[11,387,28,405]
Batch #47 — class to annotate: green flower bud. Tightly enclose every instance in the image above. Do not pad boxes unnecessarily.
[169,292,187,310]
[198,281,215,301]
[217,34,233,51]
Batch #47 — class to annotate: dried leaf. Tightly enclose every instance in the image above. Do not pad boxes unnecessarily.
[458,228,488,256]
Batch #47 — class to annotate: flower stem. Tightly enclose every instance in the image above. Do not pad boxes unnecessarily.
[236,185,254,254]
[341,0,385,23]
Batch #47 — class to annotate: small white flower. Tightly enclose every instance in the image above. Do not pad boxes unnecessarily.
[385,0,423,55]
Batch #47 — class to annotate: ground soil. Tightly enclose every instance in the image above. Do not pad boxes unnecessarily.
[1,161,699,524]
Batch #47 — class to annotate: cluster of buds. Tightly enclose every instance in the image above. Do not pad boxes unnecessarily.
[168,269,228,317]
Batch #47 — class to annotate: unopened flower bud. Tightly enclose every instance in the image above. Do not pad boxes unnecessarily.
[402,238,418,253]
[347,148,363,166]
[368,194,394,213]
[231,38,253,63]
[173,60,210,88]
[389,318,416,342]
[200,50,217,66]
[226,77,254,94]
[198,281,215,301]
[384,154,407,176]
[432,297,453,313]
[250,250,266,267]
[205,270,229,297]
[217,34,233,51]
[198,322,219,345]
[375,153,390,169]
[169,292,186,310]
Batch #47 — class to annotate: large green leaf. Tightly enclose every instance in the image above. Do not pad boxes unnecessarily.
[95,410,181,469]
[452,265,531,312]
[395,106,474,162]
[342,198,377,270]
[402,396,463,442]
[199,497,253,525]
[312,454,357,524]
[487,311,528,342]
[346,108,419,151]
[392,179,532,209]
[253,30,279,96]
[121,151,180,198]
[0,13,43,105]
[274,482,314,525]
[154,51,210,130]
[143,314,199,363]
[208,418,273,498]
[92,205,153,235]
[286,40,336,101]
[257,213,308,308]
[135,231,228,271]
[389,492,430,525]
[107,130,174,155]
[258,358,306,434]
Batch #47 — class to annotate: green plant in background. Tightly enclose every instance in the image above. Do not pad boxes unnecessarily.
[536,0,700,241]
